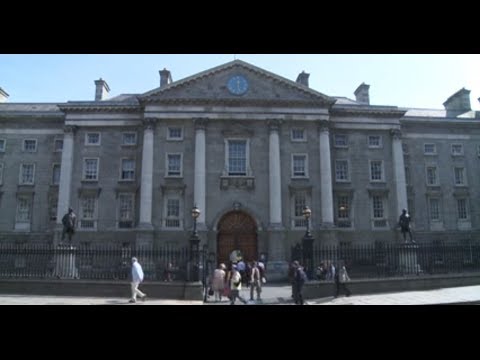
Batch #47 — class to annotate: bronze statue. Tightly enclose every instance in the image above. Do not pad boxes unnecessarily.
[61,208,76,243]
[398,209,415,243]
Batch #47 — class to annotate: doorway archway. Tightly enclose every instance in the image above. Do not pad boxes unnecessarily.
[217,211,257,265]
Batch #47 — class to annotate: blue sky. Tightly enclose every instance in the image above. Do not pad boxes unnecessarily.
[0,54,478,109]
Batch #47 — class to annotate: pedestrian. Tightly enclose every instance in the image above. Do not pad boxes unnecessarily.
[249,261,262,302]
[292,261,307,305]
[212,263,226,302]
[229,265,247,305]
[129,257,147,303]
[334,265,352,298]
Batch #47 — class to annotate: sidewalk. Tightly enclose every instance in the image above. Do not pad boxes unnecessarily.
[0,295,203,305]
[1,285,478,305]
[305,285,480,305]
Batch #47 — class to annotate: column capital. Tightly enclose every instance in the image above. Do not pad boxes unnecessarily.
[317,120,330,133]
[390,129,402,140]
[63,125,78,135]
[142,118,158,130]
[267,119,282,131]
[193,118,208,130]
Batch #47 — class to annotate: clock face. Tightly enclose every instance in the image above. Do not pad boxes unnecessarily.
[227,75,249,95]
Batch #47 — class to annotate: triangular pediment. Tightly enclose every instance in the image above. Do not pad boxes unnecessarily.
[139,60,335,106]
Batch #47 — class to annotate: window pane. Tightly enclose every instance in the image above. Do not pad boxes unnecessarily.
[228,140,246,175]
[167,154,181,176]
[16,197,31,222]
[84,159,98,180]
[121,159,135,180]
[429,199,440,220]
[293,155,306,176]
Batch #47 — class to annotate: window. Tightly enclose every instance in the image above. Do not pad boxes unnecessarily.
[292,154,308,178]
[454,167,466,186]
[120,159,135,181]
[83,158,99,181]
[0,139,5,152]
[167,127,183,141]
[166,153,183,177]
[16,196,31,223]
[429,198,440,221]
[335,160,349,182]
[457,199,468,220]
[405,166,410,186]
[368,135,382,148]
[23,139,37,152]
[336,195,352,228]
[451,144,463,156]
[85,132,101,146]
[334,134,348,148]
[52,164,61,185]
[50,196,58,221]
[0,162,3,185]
[80,196,97,229]
[19,164,35,185]
[371,195,387,228]
[122,132,137,146]
[369,161,384,182]
[291,128,306,142]
[227,140,248,176]
[165,198,181,228]
[424,143,436,155]
[118,193,134,228]
[426,166,438,186]
[293,193,307,228]
[54,139,63,152]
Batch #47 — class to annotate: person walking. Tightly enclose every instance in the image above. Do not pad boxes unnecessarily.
[292,260,307,305]
[249,261,262,302]
[334,265,352,298]
[129,257,147,303]
[229,265,247,305]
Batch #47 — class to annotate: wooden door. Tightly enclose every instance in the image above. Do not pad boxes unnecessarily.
[217,211,257,266]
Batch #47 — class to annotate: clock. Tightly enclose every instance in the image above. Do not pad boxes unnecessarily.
[227,75,249,95]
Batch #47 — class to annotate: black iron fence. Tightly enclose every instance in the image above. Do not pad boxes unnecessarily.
[0,243,193,281]
[299,242,480,279]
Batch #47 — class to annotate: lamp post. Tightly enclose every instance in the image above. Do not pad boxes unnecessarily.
[302,206,314,279]
[190,205,201,282]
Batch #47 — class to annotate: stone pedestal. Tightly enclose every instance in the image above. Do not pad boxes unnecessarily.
[267,229,289,281]
[135,231,155,280]
[54,245,79,279]
[398,243,421,275]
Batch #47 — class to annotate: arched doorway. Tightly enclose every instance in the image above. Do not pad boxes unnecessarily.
[217,211,257,265]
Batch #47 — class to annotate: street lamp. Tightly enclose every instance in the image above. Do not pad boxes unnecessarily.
[190,205,201,282]
[302,206,314,279]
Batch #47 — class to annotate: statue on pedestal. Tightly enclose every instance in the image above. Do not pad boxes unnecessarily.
[398,209,415,244]
[61,208,76,244]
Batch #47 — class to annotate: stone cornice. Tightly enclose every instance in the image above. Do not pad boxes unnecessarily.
[332,106,406,118]
[140,97,330,108]
[58,104,141,113]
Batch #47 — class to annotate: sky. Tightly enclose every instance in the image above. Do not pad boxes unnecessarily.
[0,54,479,110]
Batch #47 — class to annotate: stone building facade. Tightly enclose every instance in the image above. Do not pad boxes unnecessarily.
[0,60,479,271]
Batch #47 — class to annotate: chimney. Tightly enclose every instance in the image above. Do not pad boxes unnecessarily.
[443,88,471,116]
[296,71,310,87]
[159,68,172,88]
[0,87,9,102]
[354,83,370,105]
[94,78,110,101]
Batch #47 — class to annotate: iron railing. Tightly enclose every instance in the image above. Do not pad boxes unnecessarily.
[0,243,193,281]
[296,242,480,279]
